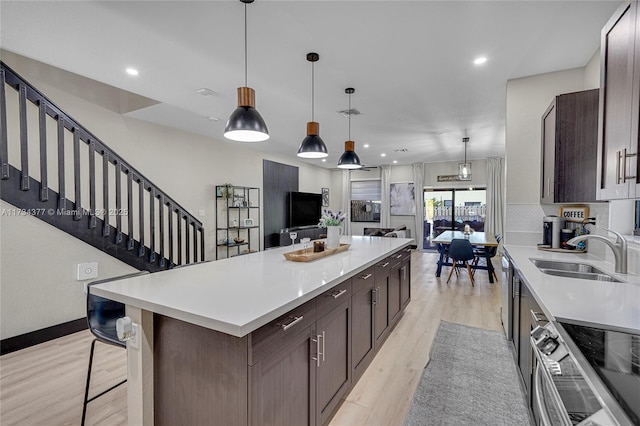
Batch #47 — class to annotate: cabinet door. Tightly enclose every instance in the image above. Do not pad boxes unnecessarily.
[634,1,640,198]
[352,282,375,380]
[540,100,557,203]
[388,261,402,325]
[400,259,411,309]
[316,300,351,425]
[518,279,533,399]
[374,261,390,347]
[511,271,521,359]
[598,1,636,200]
[250,326,317,426]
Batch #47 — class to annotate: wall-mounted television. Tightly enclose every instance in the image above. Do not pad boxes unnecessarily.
[289,191,322,228]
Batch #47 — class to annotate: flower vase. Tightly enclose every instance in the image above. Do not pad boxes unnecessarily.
[326,226,343,249]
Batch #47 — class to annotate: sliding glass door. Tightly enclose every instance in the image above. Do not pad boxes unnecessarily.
[422,188,486,250]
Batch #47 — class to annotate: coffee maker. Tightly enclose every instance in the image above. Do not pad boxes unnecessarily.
[542,216,563,248]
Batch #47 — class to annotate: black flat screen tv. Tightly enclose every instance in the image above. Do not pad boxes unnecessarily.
[289,191,322,228]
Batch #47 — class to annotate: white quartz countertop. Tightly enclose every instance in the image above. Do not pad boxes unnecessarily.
[92,236,413,337]
[504,245,640,333]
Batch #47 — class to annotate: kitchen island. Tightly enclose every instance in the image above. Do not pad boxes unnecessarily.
[92,236,413,426]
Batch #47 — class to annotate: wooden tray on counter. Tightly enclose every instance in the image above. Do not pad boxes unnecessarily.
[283,244,350,262]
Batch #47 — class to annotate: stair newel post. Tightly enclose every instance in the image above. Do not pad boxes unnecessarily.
[177,209,183,265]
[57,118,65,210]
[159,195,165,268]
[200,228,205,262]
[0,69,8,179]
[185,215,190,264]
[19,85,29,191]
[73,130,81,220]
[115,162,122,243]
[102,151,110,236]
[38,100,48,201]
[126,170,134,250]
[168,203,174,267]
[138,178,145,258]
[88,140,96,229]
[149,187,156,263]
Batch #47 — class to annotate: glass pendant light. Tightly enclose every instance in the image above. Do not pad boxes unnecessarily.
[224,0,269,142]
[337,88,362,169]
[297,52,328,158]
[458,137,472,180]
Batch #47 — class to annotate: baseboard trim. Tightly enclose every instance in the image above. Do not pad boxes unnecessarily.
[1,318,87,355]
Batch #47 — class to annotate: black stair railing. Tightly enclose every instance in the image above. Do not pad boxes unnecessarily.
[0,62,204,271]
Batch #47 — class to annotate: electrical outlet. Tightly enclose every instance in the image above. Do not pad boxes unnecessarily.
[129,323,140,349]
[77,262,98,280]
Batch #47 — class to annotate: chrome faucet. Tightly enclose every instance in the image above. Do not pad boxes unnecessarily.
[567,229,627,274]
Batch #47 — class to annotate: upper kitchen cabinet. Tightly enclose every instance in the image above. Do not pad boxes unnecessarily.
[540,89,599,203]
[597,1,639,200]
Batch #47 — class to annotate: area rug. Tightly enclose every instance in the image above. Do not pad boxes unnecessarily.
[404,321,531,426]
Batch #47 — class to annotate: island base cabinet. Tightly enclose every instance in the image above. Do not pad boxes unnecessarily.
[250,327,317,426]
[351,269,376,381]
[400,259,411,309]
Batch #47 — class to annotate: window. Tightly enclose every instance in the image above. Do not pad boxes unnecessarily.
[351,180,381,222]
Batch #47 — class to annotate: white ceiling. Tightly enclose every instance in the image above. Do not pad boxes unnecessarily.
[0,0,622,169]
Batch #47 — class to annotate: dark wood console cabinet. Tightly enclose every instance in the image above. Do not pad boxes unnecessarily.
[154,247,411,426]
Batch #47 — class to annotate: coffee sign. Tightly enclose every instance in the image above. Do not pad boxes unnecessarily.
[559,206,589,222]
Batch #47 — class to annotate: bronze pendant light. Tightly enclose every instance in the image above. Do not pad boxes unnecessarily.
[297,52,328,158]
[224,0,269,142]
[337,88,362,169]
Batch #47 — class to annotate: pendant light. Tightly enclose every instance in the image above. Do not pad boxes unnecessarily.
[297,53,328,158]
[458,137,472,180]
[337,88,362,169]
[224,0,269,142]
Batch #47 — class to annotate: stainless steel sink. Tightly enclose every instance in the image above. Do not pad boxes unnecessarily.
[530,259,624,283]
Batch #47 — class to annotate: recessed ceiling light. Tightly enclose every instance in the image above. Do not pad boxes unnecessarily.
[126,68,139,76]
[381,153,386,157]
[363,144,370,148]
[322,158,327,162]
[393,160,398,164]
[473,57,487,65]
[208,116,220,121]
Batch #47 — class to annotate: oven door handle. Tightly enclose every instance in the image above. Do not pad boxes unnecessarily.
[534,362,553,426]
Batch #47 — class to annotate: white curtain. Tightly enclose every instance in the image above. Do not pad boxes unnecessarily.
[412,163,424,248]
[380,165,392,228]
[486,157,505,242]
[342,170,351,235]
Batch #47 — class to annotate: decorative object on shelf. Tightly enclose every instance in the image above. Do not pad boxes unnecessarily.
[322,187,329,207]
[458,137,472,181]
[233,237,245,244]
[297,52,328,158]
[224,0,269,143]
[232,219,238,227]
[221,183,234,199]
[390,182,416,215]
[244,218,254,227]
[337,88,362,169]
[284,243,350,262]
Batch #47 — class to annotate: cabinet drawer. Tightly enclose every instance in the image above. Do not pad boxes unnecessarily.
[317,279,352,319]
[250,299,316,364]
[352,266,375,294]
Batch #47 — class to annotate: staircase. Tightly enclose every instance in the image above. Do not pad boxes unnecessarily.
[0,62,204,272]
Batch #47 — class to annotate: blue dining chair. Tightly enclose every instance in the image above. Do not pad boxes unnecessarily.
[446,238,475,286]
[82,271,149,426]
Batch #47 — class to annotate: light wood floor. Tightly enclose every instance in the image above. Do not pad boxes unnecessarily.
[0,251,503,426]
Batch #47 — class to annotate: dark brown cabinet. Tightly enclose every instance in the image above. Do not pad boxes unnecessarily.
[400,258,411,309]
[374,259,391,347]
[351,268,375,381]
[540,89,599,203]
[597,1,640,200]
[389,258,402,325]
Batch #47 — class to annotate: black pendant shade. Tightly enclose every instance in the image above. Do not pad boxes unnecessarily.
[298,52,328,158]
[298,122,328,158]
[224,0,269,143]
[337,88,362,169]
[337,140,362,169]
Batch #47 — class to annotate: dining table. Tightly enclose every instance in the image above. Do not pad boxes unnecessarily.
[432,230,499,283]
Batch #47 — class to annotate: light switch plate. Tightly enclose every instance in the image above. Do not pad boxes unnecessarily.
[77,262,98,281]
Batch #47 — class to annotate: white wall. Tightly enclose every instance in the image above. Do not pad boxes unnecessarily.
[1,53,333,338]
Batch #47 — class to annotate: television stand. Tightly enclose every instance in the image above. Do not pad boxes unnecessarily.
[277,226,326,246]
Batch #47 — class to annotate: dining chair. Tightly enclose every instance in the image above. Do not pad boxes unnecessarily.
[472,234,501,281]
[446,238,475,286]
[82,271,149,426]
